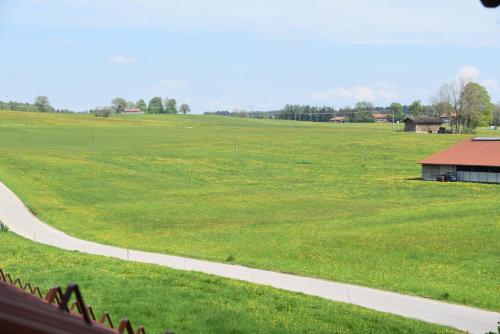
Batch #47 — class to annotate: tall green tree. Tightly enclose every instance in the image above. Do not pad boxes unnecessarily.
[389,102,404,122]
[34,96,53,112]
[492,104,500,126]
[136,99,147,112]
[435,80,494,133]
[461,82,494,130]
[408,100,425,116]
[111,97,127,114]
[148,97,163,113]
[179,103,191,114]
[166,98,177,114]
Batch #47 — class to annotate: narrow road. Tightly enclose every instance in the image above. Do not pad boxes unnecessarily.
[0,182,498,333]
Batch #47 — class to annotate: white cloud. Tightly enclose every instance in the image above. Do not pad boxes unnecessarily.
[315,86,375,101]
[107,56,136,65]
[453,65,499,95]
[457,65,480,83]
[481,78,499,93]
[314,82,398,102]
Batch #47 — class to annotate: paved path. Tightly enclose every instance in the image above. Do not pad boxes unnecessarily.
[0,182,498,333]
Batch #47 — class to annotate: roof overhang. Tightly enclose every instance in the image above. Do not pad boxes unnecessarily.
[418,138,500,167]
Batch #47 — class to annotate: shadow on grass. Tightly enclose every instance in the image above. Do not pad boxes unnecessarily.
[405,177,423,181]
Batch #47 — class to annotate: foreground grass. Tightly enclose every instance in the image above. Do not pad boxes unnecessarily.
[0,110,498,310]
[0,233,458,333]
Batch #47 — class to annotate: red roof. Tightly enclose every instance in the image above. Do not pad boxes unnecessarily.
[420,138,500,167]
[124,108,141,112]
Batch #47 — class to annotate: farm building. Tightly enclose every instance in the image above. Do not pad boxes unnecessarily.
[404,117,443,133]
[329,116,346,123]
[372,113,389,123]
[440,112,457,124]
[122,108,144,114]
[420,137,500,184]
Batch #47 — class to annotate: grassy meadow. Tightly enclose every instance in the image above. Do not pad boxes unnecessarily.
[0,110,498,311]
[0,233,458,333]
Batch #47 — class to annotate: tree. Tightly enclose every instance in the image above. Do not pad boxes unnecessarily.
[492,104,500,126]
[432,101,454,119]
[34,96,53,112]
[136,99,147,113]
[408,100,425,116]
[350,101,374,123]
[179,103,191,114]
[461,82,494,130]
[389,102,404,122]
[94,107,112,118]
[165,98,177,114]
[148,97,163,113]
[435,79,494,133]
[111,97,127,114]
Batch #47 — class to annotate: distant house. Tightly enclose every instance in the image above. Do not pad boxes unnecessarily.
[420,137,500,184]
[329,116,346,123]
[440,112,457,124]
[372,113,389,123]
[122,108,144,114]
[404,117,442,133]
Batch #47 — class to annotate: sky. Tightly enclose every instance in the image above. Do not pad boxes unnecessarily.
[1,0,500,113]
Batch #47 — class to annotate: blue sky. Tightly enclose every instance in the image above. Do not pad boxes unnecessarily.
[1,0,500,113]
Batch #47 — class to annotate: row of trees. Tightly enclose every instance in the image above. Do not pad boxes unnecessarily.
[0,95,191,117]
[205,81,498,133]
[109,97,190,115]
[206,103,406,123]
[0,96,66,113]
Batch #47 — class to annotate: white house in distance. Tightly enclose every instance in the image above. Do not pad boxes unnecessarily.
[420,137,500,184]
[122,108,144,115]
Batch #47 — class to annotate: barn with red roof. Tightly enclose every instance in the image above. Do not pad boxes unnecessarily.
[420,137,500,184]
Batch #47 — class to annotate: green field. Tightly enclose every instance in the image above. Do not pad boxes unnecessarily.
[0,233,458,333]
[0,110,498,312]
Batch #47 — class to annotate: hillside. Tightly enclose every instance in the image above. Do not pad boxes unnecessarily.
[0,110,498,310]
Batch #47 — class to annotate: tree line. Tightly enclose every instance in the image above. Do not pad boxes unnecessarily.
[0,96,191,117]
[0,96,73,113]
[91,97,191,118]
[206,102,421,123]
[205,80,500,133]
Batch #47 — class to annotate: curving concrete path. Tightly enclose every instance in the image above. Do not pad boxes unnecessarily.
[0,181,498,333]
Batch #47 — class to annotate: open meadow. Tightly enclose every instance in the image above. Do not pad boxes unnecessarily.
[0,233,458,333]
[0,110,498,311]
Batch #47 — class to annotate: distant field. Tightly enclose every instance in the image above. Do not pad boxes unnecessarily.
[0,110,498,310]
[0,233,458,333]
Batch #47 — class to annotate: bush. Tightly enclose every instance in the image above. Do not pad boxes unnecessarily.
[94,108,113,118]
[0,221,9,232]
